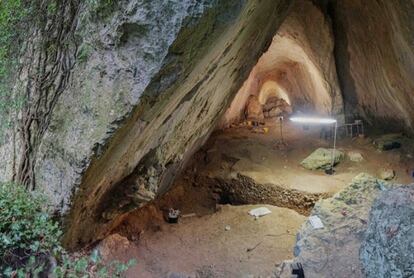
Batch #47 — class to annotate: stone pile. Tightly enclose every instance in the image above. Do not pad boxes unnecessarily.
[263,97,292,118]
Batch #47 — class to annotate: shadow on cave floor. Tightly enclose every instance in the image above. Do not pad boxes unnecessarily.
[100,119,414,278]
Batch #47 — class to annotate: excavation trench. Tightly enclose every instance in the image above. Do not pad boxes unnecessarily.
[200,173,328,216]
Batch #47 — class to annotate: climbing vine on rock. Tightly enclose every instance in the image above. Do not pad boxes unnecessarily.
[0,0,82,189]
[0,0,29,143]
[13,0,80,190]
[0,0,120,190]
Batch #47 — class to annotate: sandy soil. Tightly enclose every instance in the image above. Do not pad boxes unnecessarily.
[110,204,305,278]
[104,120,414,278]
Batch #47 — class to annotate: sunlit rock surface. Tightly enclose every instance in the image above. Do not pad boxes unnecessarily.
[360,185,414,278]
[293,174,390,278]
[36,0,213,213]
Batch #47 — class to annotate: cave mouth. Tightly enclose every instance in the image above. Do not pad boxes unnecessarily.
[90,1,410,277]
[113,7,345,234]
[102,6,348,274]
[92,1,414,275]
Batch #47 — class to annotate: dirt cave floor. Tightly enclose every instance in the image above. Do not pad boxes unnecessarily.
[103,120,414,278]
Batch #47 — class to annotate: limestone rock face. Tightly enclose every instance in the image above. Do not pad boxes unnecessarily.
[331,0,414,132]
[300,148,344,170]
[360,185,414,278]
[293,173,391,278]
[35,0,216,213]
[60,0,293,248]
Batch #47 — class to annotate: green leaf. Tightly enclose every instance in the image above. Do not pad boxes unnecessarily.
[74,257,89,273]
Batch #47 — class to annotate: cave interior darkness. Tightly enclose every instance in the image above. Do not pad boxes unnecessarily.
[94,1,414,277]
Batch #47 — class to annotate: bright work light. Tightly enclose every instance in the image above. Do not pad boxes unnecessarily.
[289,116,337,124]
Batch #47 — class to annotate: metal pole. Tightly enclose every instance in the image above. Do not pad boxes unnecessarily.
[280,116,284,143]
[330,121,338,172]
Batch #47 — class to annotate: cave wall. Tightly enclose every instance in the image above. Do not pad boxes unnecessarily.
[0,1,208,205]
[219,0,344,128]
[330,0,414,132]
[60,0,293,249]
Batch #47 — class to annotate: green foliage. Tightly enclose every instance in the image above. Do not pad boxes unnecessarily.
[0,183,136,277]
[0,0,65,142]
[53,251,136,278]
[0,0,31,141]
[0,183,60,257]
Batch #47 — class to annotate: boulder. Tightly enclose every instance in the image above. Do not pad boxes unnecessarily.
[348,151,364,162]
[379,168,395,180]
[300,148,344,170]
[268,107,283,117]
[245,95,264,123]
[373,134,402,151]
[293,173,391,277]
[97,233,130,261]
[263,96,281,111]
[360,185,414,278]
[263,97,292,118]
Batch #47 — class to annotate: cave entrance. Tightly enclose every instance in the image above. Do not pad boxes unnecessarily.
[76,0,414,277]
[105,2,348,276]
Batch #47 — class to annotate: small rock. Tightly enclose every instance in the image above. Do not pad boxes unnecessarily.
[379,169,395,180]
[348,151,364,162]
[225,225,231,231]
[373,133,402,151]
